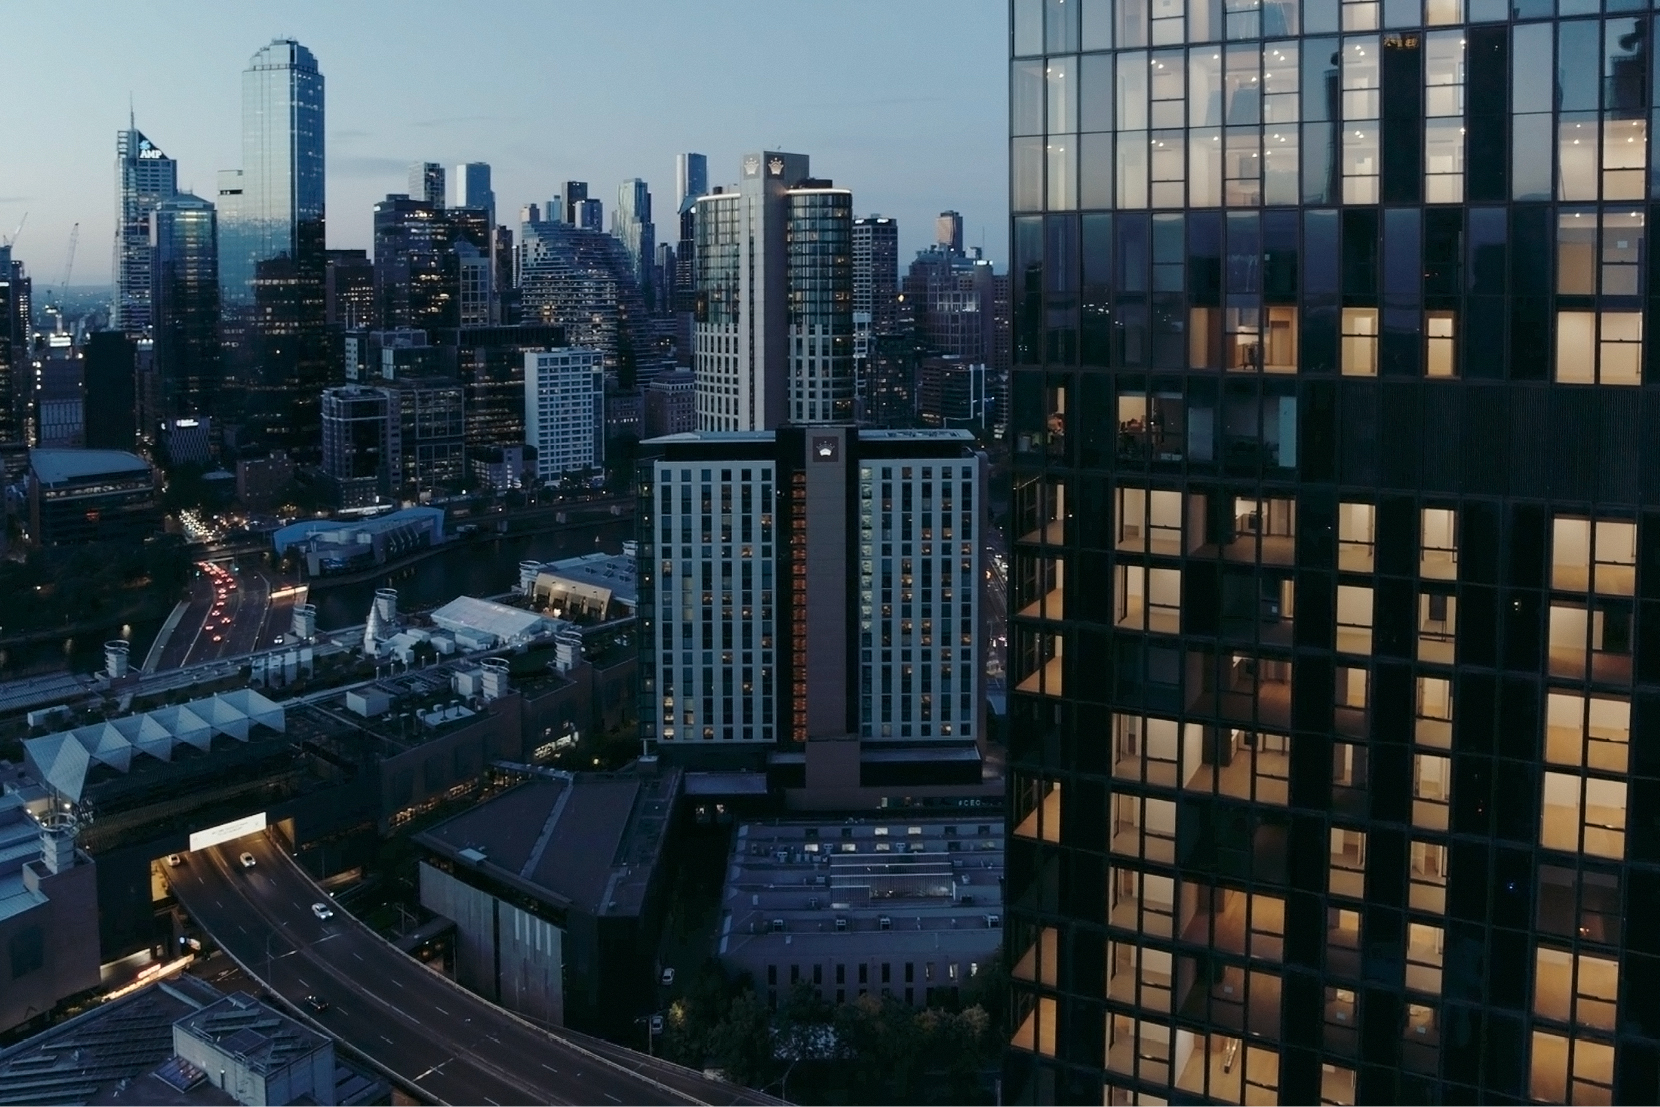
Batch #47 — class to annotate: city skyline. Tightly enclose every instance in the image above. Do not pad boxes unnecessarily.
[0,0,1008,289]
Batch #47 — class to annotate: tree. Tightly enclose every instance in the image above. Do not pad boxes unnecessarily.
[705,988,773,1088]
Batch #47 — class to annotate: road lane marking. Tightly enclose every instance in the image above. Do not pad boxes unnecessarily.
[604,1094,622,1103]
[432,1004,449,1015]
[484,1099,501,1106]
[389,977,405,989]
[352,952,364,961]
[540,1063,559,1074]
[380,1034,395,1044]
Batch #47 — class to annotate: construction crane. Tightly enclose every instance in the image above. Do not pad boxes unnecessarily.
[1,211,24,250]
[59,222,79,301]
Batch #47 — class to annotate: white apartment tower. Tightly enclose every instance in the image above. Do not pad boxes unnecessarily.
[524,348,604,483]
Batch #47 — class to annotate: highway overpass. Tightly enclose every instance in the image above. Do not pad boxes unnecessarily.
[168,833,781,1106]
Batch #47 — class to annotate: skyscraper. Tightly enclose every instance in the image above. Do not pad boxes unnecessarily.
[408,162,445,208]
[517,218,654,385]
[852,215,899,335]
[113,122,178,334]
[613,178,656,309]
[453,162,496,224]
[524,348,604,482]
[220,39,324,305]
[936,210,964,254]
[692,152,853,430]
[1005,2,1658,1104]
[675,153,708,214]
[150,193,220,417]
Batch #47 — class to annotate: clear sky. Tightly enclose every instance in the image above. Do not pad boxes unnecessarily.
[0,0,1007,290]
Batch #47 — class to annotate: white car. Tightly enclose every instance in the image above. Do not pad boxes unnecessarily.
[310,902,334,920]
[239,852,256,869]
[165,854,183,868]
[660,967,675,986]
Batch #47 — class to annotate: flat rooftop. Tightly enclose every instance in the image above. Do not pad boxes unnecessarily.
[174,991,327,1076]
[719,816,1004,962]
[416,767,680,918]
[533,551,638,608]
[29,448,152,486]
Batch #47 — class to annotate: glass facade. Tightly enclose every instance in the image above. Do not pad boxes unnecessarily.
[1005,0,1660,1102]
[149,194,220,419]
[114,126,177,334]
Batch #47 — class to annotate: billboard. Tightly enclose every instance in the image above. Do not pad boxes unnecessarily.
[188,812,267,852]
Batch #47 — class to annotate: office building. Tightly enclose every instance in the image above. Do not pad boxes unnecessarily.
[454,161,496,224]
[904,241,1001,364]
[82,331,137,451]
[636,426,987,803]
[388,373,466,496]
[113,122,178,334]
[555,181,589,225]
[524,347,603,482]
[1004,2,1660,1104]
[918,355,989,431]
[27,448,159,546]
[693,152,853,430]
[853,215,900,335]
[676,153,708,213]
[457,240,493,326]
[150,192,220,417]
[613,178,656,308]
[33,337,84,448]
[0,248,24,448]
[644,368,696,438]
[320,384,395,507]
[220,38,328,457]
[325,248,375,328]
[718,816,1004,1009]
[433,323,566,450]
[571,197,603,232]
[863,331,922,428]
[219,39,324,306]
[409,161,445,208]
[374,194,489,332]
[937,210,965,254]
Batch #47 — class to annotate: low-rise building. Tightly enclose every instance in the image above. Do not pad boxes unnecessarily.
[642,369,694,439]
[718,816,1004,1009]
[414,766,680,1037]
[271,506,445,577]
[173,991,337,1106]
[520,548,638,621]
[0,795,99,1035]
[26,448,160,547]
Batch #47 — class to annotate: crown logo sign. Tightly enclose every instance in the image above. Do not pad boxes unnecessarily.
[768,157,784,177]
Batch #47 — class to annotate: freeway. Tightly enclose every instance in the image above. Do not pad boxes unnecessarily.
[151,562,300,672]
[169,834,781,1107]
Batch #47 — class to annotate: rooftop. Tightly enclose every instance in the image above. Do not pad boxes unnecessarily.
[23,691,285,805]
[531,550,638,611]
[416,767,680,917]
[718,816,1005,962]
[28,449,152,486]
[174,992,327,1077]
[429,595,563,646]
[0,794,47,925]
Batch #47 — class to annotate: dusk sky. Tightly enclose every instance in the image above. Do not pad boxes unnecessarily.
[0,0,1007,289]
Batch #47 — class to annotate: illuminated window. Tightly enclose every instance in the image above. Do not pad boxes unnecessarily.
[1425,311,1457,377]
[1541,772,1627,860]
[1420,507,1457,579]
[1405,923,1444,995]
[1010,995,1057,1057]
[1116,564,1182,634]
[1109,867,1176,939]
[1340,308,1379,376]
[1530,1030,1614,1106]
[1013,776,1062,843]
[1338,502,1375,571]
[1556,311,1642,385]
[1336,585,1374,655]
[1012,925,1058,987]
[1329,827,1366,899]
[1413,754,1451,830]
[1552,516,1636,596]
[1111,793,1177,863]
[1423,30,1465,203]
[1410,840,1448,914]
[1418,591,1457,665]
[1115,486,1185,556]
[1534,946,1618,1033]
[1415,676,1453,749]
[1545,692,1630,775]
[1106,942,1174,1014]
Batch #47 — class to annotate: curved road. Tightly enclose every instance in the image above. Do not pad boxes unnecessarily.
[169,835,781,1107]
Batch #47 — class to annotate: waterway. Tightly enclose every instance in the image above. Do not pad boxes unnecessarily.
[309,518,634,630]
[0,518,635,678]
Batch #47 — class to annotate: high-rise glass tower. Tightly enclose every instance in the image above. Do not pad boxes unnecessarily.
[114,122,177,334]
[676,153,708,214]
[614,179,656,309]
[1005,1,1659,1104]
[409,162,445,208]
[221,38,324,305]
[151,193,220,418]
[693,152,853,430]
[453,162,496,224]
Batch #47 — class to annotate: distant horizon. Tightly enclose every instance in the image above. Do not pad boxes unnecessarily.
[0,0,1007,290]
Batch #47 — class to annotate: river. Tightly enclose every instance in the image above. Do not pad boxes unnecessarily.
[309,519,636,630]
[0,519,636,677]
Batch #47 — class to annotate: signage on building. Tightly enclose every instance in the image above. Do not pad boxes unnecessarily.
[188,811,267,852]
